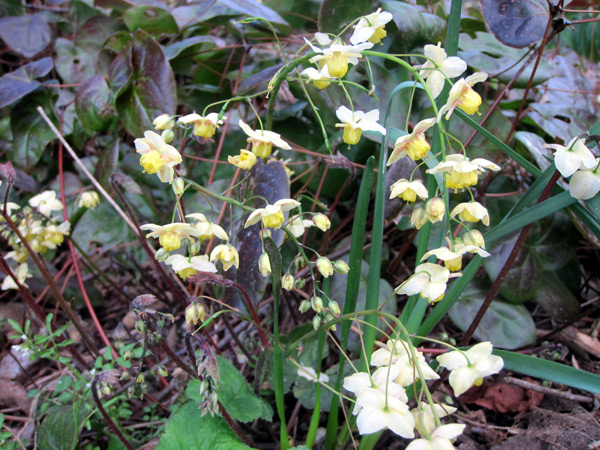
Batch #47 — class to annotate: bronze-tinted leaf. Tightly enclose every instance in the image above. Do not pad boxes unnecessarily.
[481,0,548,48]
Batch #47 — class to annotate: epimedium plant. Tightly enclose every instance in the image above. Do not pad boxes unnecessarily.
[1,0,600,449]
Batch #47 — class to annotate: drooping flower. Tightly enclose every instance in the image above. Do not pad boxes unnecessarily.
[415,43,467,99]
[426,154,500,190]
[316,257,334,278]
[29,190,63,217]
[396,263,459,303]
[166,255,217,280]
[568,164,600,200]
[178,113,225,138]
[437,72,488,121]
[387,118,436,164]
[425,197,446,223]
[411,402,457,437]
[259,253,271,277]
[185,301,205,325]
[297,364,329,383]
[239,120,291,159]
[282,272,294,290]
[2,263,32,290]
[186,214,228,241]
[287,215,313,237]
[462,229,486,249]
[210,243,240,271]
[140,223,199,252]
[543,137,597,178]
[41,221,71,249]
[78,191,100,209]
[228,149,258,170]
[370,340,440,386]
[389,179,429,203]
[244,199,301,229]
[153,114,175,130]
[134,131,182,183]
[350,8,394,45]
[450,202,490,226]
[306,34,373,78]
[411,206,429,230]
[421,242,489,272]
[436,342,504,396]
[312,213,331,231]
[335,106,386,145]
[355,388,415,437]
[405,424,466,450]
[300,65,332,90]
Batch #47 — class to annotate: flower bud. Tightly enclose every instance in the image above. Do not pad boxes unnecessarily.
[136,374,145,384]
[463,229,486,249]
[260,229,272,239]
[299,299,311,313]
[294,255,306,269]
[316,257,334,278]
[333,260,349,274]
[172,177,185,195]
[189,241,202,256]
[312,213,331,231]
[311,296,324,313]
[135,319,146,334]
[323,312,337,331]
[153,113,175,130]
[161,128,175,144]
[78,191,100,209]
[282,272,294,291]
[259,253,271,277]
[411,206,429,230]
[329,300,341,316]
[185,302,205,326]
[155,248,169,262]
[294,277,306,289]
[425,197,446,223]
[312,315,322,330]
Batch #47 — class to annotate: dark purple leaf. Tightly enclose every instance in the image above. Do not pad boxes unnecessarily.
[481,0,548,48]
[0,14,51,58]
[0,57,53,108]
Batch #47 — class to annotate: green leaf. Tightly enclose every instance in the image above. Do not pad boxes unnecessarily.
[75,75,116,132]
[10,91,57,170]
[495,350,600,395]
[318,0,370,32]
[123,6,178,34]
[54,376,73,393]
[38,403,90,450]
[0,14,51,58]
[157,402,252,450]
[449,284,536,349]
[0,57,53,108]
[189,356,273,423]
[110,29,177,137]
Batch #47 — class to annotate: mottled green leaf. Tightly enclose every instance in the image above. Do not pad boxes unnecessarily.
[0,57,53,108]
[172,0,289,32]
[222,160,290,309]
[188,356,273,423]
[0,14,51,58]
[382,1,445,53]
[157,402,251,450]
[10,91,57,170]
[449,284,536,349]
[110,30,177,137]
[55,38,96,84]
[318,0,370,33]
[164,35,224,60]
[124,6,178,34]
[76,75,116,132]
[37,403,90,450]
[533,271,580,322]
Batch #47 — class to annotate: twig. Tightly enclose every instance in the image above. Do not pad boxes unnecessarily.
[503,376,593,403]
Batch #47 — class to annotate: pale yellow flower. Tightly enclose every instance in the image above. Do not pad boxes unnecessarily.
[350,8,393,45]
[165,254,217,280]
[228,150,257,170]
[305,34,373,78]
[210,243,239,271]
[29,190,63,217]
[335,106,386,145]
[450,202,490,226]
[389,179,428,203]
[244,199,300,229]
[437,72,488,120]
[178,113,225,138]
[387,118,436,164]
[239,120,291,159]
[140,223,199,252]
[134,131,182,183]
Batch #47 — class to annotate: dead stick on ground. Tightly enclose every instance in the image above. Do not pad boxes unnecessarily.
[503,376,592,404]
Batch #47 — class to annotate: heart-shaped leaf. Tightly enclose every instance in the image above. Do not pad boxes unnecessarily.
[481,0,548,48]
[0,14,51,58]
[0,57,53,108]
